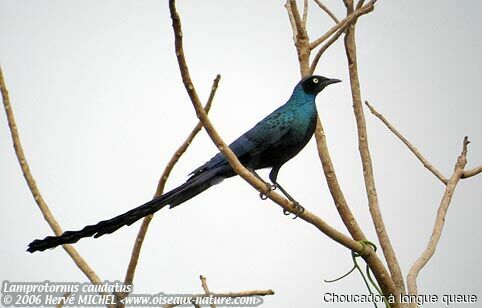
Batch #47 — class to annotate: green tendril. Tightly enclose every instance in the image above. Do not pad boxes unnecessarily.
[324,240,391,308]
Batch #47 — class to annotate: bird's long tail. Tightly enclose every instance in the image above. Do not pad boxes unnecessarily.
[27,166,228,253]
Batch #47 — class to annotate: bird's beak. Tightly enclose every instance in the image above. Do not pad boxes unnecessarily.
[326,78,341,85]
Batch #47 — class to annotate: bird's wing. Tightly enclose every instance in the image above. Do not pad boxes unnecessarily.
[235,108,295,157]
[190,107,294,176]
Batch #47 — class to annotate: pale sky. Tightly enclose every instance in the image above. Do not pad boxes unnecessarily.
[1,1,481,307]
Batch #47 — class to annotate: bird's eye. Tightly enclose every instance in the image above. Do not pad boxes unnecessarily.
[313,78,319,84]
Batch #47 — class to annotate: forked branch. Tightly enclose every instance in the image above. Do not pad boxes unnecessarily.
[407,137,473,307]
[309,0,376,50]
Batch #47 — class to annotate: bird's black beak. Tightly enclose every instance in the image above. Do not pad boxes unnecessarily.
[325,78,341,85]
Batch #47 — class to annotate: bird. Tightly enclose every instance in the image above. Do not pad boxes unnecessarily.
[27,75,341,253]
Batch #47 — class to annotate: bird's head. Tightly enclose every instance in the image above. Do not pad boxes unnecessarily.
[300,75,341,95]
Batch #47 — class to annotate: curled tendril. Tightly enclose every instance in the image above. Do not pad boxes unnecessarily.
[324,240,390,308]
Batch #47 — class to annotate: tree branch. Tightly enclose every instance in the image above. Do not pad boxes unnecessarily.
[200,275,216,308]
[309,24,346,75]
[312,0,339,24]
[462,166,482,179]
[302,0,309,27]
[285,0,311,76]
[407,137,470,306]
[309,0,376,50]
[285,1,299,43]
[0,66,103,286]
[342,0,406,297]
[365,101,449,184]
[314,117,366,241]
[288,0,305,38]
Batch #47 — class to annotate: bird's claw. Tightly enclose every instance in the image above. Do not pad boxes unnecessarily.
[283,201,304,219]
[258,182,277,200]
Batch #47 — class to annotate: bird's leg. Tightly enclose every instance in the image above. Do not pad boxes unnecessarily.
[247,168,276,200]
[272,181,305,219]
[269,167,304,219]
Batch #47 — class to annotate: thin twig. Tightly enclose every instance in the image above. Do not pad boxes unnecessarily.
[122,76,221,290]
[356,0,366,9]
[302,0,309,26]
[289,0,305,37]
[312,0,339,23]
[309,0,376,50]
[286,0,311,76]
[310,2,376,74]
[309,24,346,74]
[162,290,275,308]
[342,0,405,297]
[285,1,298,41]
[200,275,216,308]
[365,101,448,184]
[0,66,103,286]
[169,0,398,298]
[462,166,482,179]
[407,137,470,307]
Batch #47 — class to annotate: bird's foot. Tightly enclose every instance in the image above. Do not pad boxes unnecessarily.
[259,183,277,200]
[283,200,304,219]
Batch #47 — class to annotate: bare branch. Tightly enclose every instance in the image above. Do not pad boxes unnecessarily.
[285,0,311,76]
[122,75,221,292]
[285,1,298,41]
[312,0,339,23]
[314,116,399,301]
[162,290,275,308]
[407,137,470,304]
[302,0,309,26]
[288,0,305,37]
[344,0,354,10]
[200,275,216,308]
[0,66,103,286]
[356,0,366,9]
[342,2,405,296]
[309,0,376,50]
[365,101,449,184]
[309,24,345,74]
[169,0,398,298]
[314,117,366,241]
[462,166,482,179]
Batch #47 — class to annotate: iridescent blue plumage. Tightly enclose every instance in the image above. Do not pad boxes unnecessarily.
[27,75,341,252]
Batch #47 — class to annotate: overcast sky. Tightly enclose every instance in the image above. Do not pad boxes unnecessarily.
[1,1,481,307]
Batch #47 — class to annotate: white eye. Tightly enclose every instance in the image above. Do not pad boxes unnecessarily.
[313,78,319,84]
